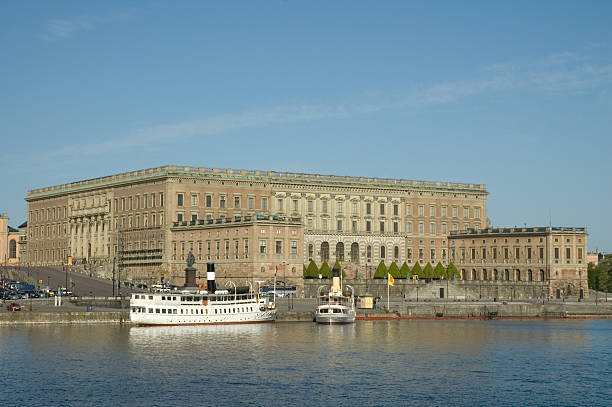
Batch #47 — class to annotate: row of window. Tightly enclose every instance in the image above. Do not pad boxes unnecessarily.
[30,206,68,223]
[114,193,164,213]
[307,242,448,264]
[461,268,545,282]
[132,306,255,314]
[451,247,584,262]
[171,239,299,261]
[178,193,268,211]
[307,218,478,235]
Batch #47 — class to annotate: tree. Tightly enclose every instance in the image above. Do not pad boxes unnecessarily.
[423,262,434,279]
[304,260,319,279]
[411,262,424,279]
[433,262,445,279]
[399,262,411,279]
[588,259,612,293]
[446,262,460,280]
[373,261,387,279]
[319,262,332,278]
[388,262,401,278]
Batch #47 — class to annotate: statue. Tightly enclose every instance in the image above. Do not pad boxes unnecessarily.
[186,250,196,268]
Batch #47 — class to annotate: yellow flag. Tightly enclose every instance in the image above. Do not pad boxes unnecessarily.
[388,273,394,286]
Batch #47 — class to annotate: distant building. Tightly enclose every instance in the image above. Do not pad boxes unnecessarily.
[586,251,604,266]
[0,212,22,265]
[448,226,588,299]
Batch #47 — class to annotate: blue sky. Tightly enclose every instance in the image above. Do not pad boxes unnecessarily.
[1,1,611,251]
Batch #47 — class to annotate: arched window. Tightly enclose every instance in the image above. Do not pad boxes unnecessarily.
[540,269,545,281]
[350,243,359,263]
[462,269,467,280]
[366,245,372,260]
[9,240,17,259]
[394,246,399,259]
[483,269,488,280]
[472,269,477,280]
[516,269,521,282]
[336,242,344,262]
[308,244,314,260]
[380,246,386,259]
[528,269,533,282]
[494,269,499,281]
[505,269,510,281]
[321,242,329,262]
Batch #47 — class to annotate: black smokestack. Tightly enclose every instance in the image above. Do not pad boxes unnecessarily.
[207,262,216,293]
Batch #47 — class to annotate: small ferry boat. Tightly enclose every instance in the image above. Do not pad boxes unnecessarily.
[315,266,356,325]
[130,263,276,326]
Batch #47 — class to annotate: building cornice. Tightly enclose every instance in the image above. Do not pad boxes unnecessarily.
[27,165,488,200]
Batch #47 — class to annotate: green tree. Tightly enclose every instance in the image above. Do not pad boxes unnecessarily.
[319,262,332,278]
[373,261,387,279]
[423,262,434,279]
[588,259,612,293]
[446,262,460,279]
[388,262,401,278]
[433,262,445,279]
[304,260,319,279]
[411,262,424,279]
[399,262,411,279]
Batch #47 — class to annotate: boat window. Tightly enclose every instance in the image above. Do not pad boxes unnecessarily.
[155,309,160,313]
[205,309,208,314]
[148,308,153,313]
[215,309,218,314]
[162,309,166,314]
[174,309,178,314]
[161,296,165,301]
[149,296,153,300]
[180,309,183,314]
[194,296,200,302]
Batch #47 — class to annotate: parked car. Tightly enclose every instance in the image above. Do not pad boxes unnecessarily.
[6,302,21,311]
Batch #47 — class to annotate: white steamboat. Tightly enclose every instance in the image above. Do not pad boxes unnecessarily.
[315,266,356,325]
[130,262,276,326]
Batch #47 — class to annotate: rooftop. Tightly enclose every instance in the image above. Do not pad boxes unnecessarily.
[27,165,487,200]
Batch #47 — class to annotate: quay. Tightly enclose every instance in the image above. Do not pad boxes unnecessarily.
[2,298,612,325]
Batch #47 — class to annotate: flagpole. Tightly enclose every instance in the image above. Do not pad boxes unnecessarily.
[387,273,390,310]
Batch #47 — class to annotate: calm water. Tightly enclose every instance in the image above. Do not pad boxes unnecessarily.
[1,320,611,406]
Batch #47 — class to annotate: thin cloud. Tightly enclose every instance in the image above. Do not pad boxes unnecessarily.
[22,51,612,159]
[41,11,133,41]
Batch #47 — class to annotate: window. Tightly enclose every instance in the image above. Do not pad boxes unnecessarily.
[291,241,297,254]
[322,219,328,231]
[308,200,314,213]
[441,223,447,234]
[191,213,197,222]
[337,220,343,231]
[244,239,249,258]
[407,222,413,233]
[352,220,357,233]
[322,200,328,214]
[429,205,435,217]
[352,202,358,215]
[418,205,424,217]
[406,204,412,216]
[441,206,447,217]
[540,247,544,259]
[482,248,486,259]
[407,248,412,260]
[419,248,424,260]
[191,194,198,206]
[418,222,424,234]
[566,247,571,262]
[177,213,183,222]
[234,196,240,208]
[431,249,435,261]
[160,193,164,207]
[515,247,520,260]
[430,222,436,234]
[474,207,481,218]
[259,240,267,254]
[293,199,298,212]
[493,247,497,260]
[381,245,386,259]
[248,197,254,210]
[367,245,372,259]
[151,193,156,208]
[177,194,184,207]
[393,221,398,233]
[393,204,399,216]
[463,206,469,218]
[366,202,371,215]
[261,197,268,210]
[527,247,532,260]
[308,244,314,259]
[380,221,385,233]
[337,201,343,213]
[206,195,212,207]
[220,195,226,209]
[379,203,385,215]
[504,248,509,259]
[452,206,458,217]
[275,241,282,254]
[366,220,371,232]
[394,246,399,259]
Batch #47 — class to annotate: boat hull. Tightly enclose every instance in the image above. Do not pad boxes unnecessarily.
[131,310,276,326]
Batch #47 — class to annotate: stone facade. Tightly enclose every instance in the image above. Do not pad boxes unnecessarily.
[24,166,488,283]
[448,227,588,299]
[0,213,22,265]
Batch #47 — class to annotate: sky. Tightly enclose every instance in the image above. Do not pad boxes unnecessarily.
[1,1,611,251]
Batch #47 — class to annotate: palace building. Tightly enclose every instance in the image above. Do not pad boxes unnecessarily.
[448,226,588,299]
[23,165,488,286]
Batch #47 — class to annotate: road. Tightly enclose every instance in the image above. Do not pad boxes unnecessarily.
[6,266,117,297]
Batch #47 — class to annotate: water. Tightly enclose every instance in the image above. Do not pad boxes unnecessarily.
[1,320,611,406]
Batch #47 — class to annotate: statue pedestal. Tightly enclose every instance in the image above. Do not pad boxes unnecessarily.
[184,267,196,287]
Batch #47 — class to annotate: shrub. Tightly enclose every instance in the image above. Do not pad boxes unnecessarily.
[388,262,401,279]
[411,262,424,278]
[433,262,445,279]
[399,262,411,279]
[319,262,332,278]
[304,260,319,279]
[423,262,434,279]
[373,261,387,279]
[446,262,460,279]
